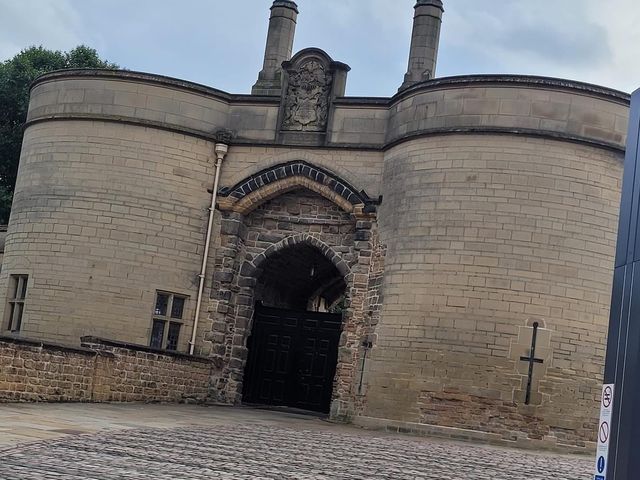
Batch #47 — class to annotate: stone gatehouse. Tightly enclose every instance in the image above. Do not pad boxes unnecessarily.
[207,164,385,417]
[0,0,631,450]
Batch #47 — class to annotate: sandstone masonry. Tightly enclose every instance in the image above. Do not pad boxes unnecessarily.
[0,0,631,451]
[0,336,217,403]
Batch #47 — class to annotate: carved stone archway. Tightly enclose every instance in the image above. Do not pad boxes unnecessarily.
[205,162,385,419]
[217,160,379,215]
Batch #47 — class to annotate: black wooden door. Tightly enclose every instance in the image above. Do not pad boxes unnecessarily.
[243,305,342,413]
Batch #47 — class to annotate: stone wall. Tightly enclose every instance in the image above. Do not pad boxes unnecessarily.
[27,72,629,152]
[384,78,629,148]
[0,336,217,403]
[205,186,384,418]
[0,121,214,348]
[2,69,631,448]
[365,134,623,447]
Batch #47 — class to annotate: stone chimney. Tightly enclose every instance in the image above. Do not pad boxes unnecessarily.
[252,1,298,96]
[400,0,444,90]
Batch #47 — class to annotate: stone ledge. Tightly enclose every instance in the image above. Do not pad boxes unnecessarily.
[80,336,215,365]
[394,74,630,106]
[0,335,97,356]
[24,114,627,154]
[385,126,627,154]
[32,70,630,106]
[351,415,596,455]
[31,68,281,104]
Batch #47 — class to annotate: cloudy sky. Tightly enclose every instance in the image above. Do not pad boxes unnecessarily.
[1,0,639,97]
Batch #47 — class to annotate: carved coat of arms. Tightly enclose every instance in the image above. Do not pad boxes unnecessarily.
[282,60,333,132]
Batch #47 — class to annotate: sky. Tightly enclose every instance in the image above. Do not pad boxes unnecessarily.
[0,0,639,97]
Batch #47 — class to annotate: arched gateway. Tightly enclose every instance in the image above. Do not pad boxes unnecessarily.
[243,238,347,413]
[206,161,385,417]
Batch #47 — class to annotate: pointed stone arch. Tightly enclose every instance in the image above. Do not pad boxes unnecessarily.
[217,161,379,215]
[243,233,351,280]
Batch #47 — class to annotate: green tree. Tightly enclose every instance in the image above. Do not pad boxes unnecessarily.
[0,46,118,223]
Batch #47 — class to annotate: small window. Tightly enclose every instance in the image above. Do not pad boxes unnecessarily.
[166,322,181,351]
[155,293,169,316]
[149,292,187,351]
[6,275,28,332]
[171,297,185,319]
[150,320,165,349]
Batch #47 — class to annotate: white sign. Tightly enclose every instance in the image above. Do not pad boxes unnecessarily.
[594,384,615,480]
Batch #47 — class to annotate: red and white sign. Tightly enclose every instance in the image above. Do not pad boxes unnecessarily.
[594,384,615,480]
[599,421,609,444]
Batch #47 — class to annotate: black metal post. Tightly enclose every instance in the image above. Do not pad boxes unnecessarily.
[520,322,543,405]
[603,87,640,480]
[358,340,372,395]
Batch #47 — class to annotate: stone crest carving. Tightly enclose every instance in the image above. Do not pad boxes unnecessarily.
[282,59,333,132]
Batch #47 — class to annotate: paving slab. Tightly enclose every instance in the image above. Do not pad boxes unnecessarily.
[0,403,592,479]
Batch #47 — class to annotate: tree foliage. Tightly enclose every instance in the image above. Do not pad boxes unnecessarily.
[0,46,118,223]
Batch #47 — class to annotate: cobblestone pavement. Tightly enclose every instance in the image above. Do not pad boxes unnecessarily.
[0,422,591,479]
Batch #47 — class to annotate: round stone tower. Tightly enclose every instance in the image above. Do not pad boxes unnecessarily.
[363,76,627,446]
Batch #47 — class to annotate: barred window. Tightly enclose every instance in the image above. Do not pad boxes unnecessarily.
[149,292,186,351]
[7,275,28,332]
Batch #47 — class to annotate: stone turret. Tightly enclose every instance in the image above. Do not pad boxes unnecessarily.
[400,0,444,90]
[252,1,298,96]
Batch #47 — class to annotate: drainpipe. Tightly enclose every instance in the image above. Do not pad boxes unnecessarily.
[189,141,229,355]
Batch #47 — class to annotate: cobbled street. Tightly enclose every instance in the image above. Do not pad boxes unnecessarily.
[0,404,592,479]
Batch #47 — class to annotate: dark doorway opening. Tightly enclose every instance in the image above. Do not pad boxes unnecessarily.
[243,305,342,413]
[242,243,346,413]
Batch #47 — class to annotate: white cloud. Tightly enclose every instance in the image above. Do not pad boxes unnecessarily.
[365,0,414,34]
[445,1,607,67]
[0,0,85,60]
[585,0,640,92]
[1,0,638,96]
[440,0,639,93]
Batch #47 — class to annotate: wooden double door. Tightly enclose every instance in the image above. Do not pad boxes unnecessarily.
[242,305,342,414]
